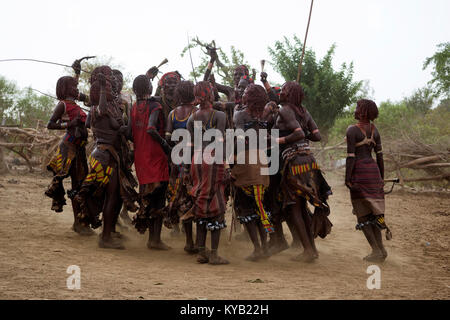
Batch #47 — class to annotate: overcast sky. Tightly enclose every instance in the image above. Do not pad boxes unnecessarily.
[0,0,448,104]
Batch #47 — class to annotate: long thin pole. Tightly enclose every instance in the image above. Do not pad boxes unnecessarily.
[187,34,198,84]
[30,88,90,112]
[30,88,57,100]
[297,0,314,83]
[0,58,90,73]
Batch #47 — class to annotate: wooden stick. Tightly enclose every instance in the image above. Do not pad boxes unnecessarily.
[400,155,443,168]
[410,163,450,169]
[403,173,450,182]
[297,0,314,83]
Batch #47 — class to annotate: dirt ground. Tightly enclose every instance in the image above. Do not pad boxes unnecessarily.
[0,170,449,300]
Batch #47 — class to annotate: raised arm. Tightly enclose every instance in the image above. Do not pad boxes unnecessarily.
[203,48,217,82]
[213,101,235,114]
[97,73,109,117]
[215,83,235,102]
[260,72,280,104]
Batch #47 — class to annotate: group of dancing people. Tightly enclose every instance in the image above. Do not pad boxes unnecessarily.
[44,54,391,265]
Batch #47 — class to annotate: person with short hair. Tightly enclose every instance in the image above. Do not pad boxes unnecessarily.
[45,61,92,235]
[274,81,332,263]
[165,80,198,254]
[187,81,230,265]
[345,99,391,262]
[129,75,171,250]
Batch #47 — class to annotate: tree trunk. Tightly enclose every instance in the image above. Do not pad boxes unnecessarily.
[0,139,9,174]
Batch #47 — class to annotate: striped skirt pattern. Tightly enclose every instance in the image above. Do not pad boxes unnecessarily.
[350,158,385,217]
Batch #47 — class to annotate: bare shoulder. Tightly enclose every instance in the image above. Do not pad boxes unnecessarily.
[372,124,381,138]
[279,105,295,119]
[214,109,226,119]
[346,124,358,134]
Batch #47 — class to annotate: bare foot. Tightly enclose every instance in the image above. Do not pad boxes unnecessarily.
[381,248,388,259]
[147,241,171,250]
[184,244,199,255]
[290,252,317,263]
[261,247,271,260]
[209,252,229,265]
[111,231,128,240]
[363,252,386,262]
[197,250,209,264]
[245,250,263,262]
[290,240,302,249]
[98,237,125,250]
[268,241,289,256]
[72,223,95,236]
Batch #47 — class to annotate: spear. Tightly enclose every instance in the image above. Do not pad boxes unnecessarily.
[297,0,314,83]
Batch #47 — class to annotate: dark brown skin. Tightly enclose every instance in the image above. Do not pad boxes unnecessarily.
[47,104,88,233]
[204,52,235,102]
[345,122,384,187]
[186,96,228,264]
[159,76,180,120]
[147,108,171,155]
[121,92,170,250]
[274,105,321,145]
[204,53,243,103]
[273,84,322,261]
[345,107,386,260]
[186,103,227,148]
[163,77,179,100]
[236,78,250,100]
[94,74,124,246]
[47,78,89,233]
[166,103,197,251]
[166,103,197,135]
[232,110,270,261]
[47,102,86,136]
[260,72,280,104]
[145,103,170,250]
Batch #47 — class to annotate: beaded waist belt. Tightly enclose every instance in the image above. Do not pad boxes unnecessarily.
[281,143,310,161]
[64,133,87,147]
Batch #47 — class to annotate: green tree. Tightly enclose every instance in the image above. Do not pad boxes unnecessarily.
[181,37,253,86]
[423,42,450,99]
[268,35,363,141]
[0,76,54,127]
[0,76,18,124]
[403,87,434,113]
[12,87,54,127]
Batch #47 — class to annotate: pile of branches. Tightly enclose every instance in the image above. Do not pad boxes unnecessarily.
[0,121,63,172]
[312,132,450,188]
[383,132,450,186]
